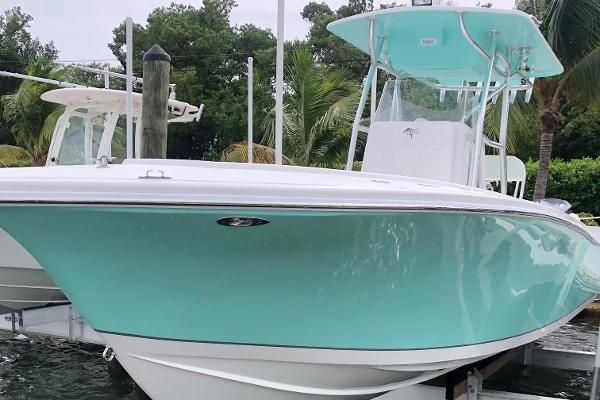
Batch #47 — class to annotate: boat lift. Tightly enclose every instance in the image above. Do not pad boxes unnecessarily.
[1,305,598,400]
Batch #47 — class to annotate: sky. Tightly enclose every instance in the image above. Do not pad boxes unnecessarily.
[1,0,516,64]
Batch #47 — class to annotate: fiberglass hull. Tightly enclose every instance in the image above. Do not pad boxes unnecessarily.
[0,162,598,399]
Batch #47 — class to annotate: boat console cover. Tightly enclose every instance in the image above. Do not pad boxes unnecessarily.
[362,121,475,185]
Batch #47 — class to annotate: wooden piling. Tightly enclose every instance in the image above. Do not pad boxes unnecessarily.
[140,44,171,159]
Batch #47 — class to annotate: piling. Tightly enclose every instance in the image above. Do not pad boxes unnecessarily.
[140,44,171,159]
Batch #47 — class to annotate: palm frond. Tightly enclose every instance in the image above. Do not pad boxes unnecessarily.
[260,46,360,167]
[1,58,66,163]
[562,45,600,102]
[546,0,600,61]
[220,142,294,165]
[32,106,64,160]
[260,103,294,148]
[0,145,32,167]
[484,92,540,154]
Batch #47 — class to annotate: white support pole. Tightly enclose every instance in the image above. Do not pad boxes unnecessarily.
[274,0,285,165]
[0,71,84,88]
[468,31,497,187]
[103,66,110,89]
[370,68,377,120]
[70,65,147,86]
[345,64,376,171]
[346,17,380,171]
[84,114,92,162]
[125,17,134,160]
[498,76,510,195]
[247,57,254,164]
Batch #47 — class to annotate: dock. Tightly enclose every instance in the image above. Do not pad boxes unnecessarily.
[0,304,101,344]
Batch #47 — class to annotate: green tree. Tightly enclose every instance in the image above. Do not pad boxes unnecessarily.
[0,7,57,150]
[553,106,600,160]
[0,7,57,89]
[302,1,371,80]
[516,0,553,21]
[511,0,600,200]
[0,59,64,166]
[62,62,119,89]
[220,142,294,164]
[109,1,276,160]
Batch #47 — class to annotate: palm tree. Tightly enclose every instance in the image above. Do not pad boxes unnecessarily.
[222,48,360,168]
[220,142,294,164]
[0,59,64,166]
[513,0,600,200]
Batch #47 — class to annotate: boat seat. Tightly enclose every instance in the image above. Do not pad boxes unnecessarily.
[484,155,526,198]
[361,120,475,185]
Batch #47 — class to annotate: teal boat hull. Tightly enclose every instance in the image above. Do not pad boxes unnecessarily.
[0,205,598,351]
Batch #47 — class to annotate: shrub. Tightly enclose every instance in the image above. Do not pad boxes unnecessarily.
[578,213,599,226]
[525,157,600,216]
[0,159,33,168]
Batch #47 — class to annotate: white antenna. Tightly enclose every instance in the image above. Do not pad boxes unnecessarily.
[125,17,134,160]
[248,57,254,164]
[274,0,285,165]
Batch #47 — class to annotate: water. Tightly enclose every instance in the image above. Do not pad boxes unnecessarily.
[0,317,597,400]
[485,316,599,399]
[0,332,144,400]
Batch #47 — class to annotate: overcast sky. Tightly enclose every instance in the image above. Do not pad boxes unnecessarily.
[1,0,515,64]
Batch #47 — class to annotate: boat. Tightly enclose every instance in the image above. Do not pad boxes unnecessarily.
[0,6,599,400]
[0,83,201,314]
[0,227,65,313]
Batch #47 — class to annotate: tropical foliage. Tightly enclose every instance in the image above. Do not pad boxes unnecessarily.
[0,7,57,155]
[267,48,360,167]
[222,48,360,167]
[220,142,294,164]
[1,59,64,166]
[553,105,600,160]
[524,157,600,216]
[108,1,277,160]
[511,0,600,200]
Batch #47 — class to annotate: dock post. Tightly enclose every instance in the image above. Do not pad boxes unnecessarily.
[466,370,482,400]
[523,343,533,366]
[140,44,171,159]
[68,304,74,342]
[10,311,15,333]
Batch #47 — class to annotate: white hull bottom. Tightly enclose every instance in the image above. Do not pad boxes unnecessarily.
[101,333,476,400]
[99,300,592,400]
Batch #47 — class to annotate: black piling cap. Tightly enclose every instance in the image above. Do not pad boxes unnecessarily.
[143,44,171,62]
